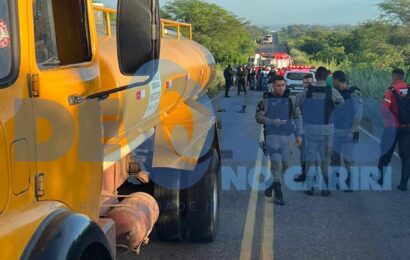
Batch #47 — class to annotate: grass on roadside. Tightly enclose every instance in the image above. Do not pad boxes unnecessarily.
[205,65,225,97]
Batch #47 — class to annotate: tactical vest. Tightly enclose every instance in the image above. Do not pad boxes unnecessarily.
[303,86,334,125]
[264,92,294,136]
[390,86,410,125]
[334,87,360,129]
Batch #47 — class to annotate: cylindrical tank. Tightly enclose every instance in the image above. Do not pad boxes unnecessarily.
[106,192,159,251]
[98,32,216,171]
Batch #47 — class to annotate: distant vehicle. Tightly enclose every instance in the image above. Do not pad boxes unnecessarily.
[260,58,272,67]
[262,34,273,44]
[272,52,293,69]
[248,54,261,66]
[256,52,293,69]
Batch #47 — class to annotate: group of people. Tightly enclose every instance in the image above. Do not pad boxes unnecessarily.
[255,66,410,206]
[223,64,283,97]
[223,65,251,97]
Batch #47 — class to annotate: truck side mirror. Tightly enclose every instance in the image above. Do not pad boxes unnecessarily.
[117,0,160,76]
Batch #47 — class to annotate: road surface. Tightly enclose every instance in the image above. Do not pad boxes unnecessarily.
[119,89,410,260]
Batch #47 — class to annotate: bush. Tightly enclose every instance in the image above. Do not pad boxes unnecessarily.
[346,67,391,99]
[206,65,225,96]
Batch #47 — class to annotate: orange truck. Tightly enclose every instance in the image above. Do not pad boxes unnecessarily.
[0,0,220,259]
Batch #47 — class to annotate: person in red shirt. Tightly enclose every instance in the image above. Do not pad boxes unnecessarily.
[278,68,285,77]
[378,68,409,190]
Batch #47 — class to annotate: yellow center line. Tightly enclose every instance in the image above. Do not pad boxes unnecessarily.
[239,130,264,260]
[261,159,274,260]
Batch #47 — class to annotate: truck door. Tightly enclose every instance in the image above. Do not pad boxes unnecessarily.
[30,0,102,219]
[0,0,12,214]
[0,0,38,213]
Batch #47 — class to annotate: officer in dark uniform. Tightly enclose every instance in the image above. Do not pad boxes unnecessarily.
[331,71,363,192]
[294,74,315,182]
[296,67,344,196]
[255,75,302,205]
[224,65,234,97]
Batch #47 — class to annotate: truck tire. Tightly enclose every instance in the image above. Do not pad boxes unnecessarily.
[22,210,113,260]
[153,174,185,242]
[187,148,221,242]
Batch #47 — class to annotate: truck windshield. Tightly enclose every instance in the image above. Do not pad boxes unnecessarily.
[0,0,12,79]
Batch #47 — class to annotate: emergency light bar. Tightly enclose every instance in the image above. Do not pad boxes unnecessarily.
[287,65,315,70]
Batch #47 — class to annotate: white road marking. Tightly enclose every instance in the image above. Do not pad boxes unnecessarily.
[359,126,400,159]
[209,91,225,103]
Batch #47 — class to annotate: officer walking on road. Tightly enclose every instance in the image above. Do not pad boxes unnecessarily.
[297,66,344,196]
[331,71,363,192]
[249,66,256,90]
[224,65,234,97]
[294,74,315,182]
[237,67,247,95]
[255,75,303,205]
[378,68,410,191]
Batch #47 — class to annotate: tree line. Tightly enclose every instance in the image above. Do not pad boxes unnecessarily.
[161,0,268,65]
[280,0,410,71]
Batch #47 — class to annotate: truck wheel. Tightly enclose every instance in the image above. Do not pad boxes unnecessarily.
[187,149,221,242]
[22,211,113,260]
[153,174,185,242]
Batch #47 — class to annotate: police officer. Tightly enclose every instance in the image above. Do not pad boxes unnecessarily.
[331,71,363,192]
[296,66,344,196]
[294,74,315,182]
[255,75,303,205]
[237,67,247,95]
[224,65,234,97]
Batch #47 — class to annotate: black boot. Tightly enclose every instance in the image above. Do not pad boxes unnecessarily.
[273,182,285,206]
[304,188,314,196]
[344,177,353,193]
[398,173,409,191]
[294,173,306,182]
[377,165,384,186]
[304,174,314,196]
[344,175,353,193]
[321,176,331,197]
[264,183,274,197]
[321,190,331,196]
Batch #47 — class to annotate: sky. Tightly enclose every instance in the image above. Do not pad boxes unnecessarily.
[98,0,383,28]
[160,0,383,28]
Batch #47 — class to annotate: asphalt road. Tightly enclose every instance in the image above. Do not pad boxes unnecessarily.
[259,32,286,54]
[119,89,410,260]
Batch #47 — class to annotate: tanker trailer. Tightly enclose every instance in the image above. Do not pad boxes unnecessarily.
[94,5,221,245]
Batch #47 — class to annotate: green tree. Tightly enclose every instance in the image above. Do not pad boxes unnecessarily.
[299,38,325,55]
[315,46,346,64]
[161,0,257,65]
[378,0,410,25]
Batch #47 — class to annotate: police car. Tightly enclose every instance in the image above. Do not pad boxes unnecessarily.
[284,66,316,95]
